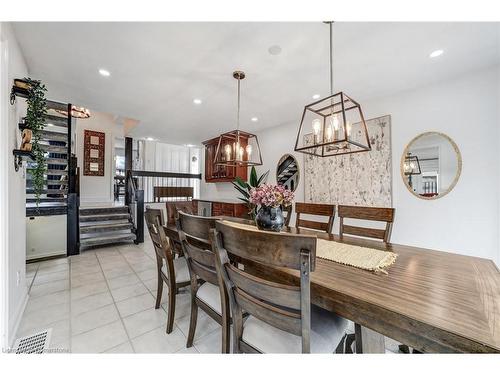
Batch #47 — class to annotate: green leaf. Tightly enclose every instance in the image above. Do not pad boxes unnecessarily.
[233,176,249,190]
[237,197,249,204]
[233,184,250,198]
[257,170,269,186]
[249,166,258,187]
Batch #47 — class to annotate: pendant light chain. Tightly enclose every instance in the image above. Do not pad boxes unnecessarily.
[329,21,334,96]
[237,75,241,131]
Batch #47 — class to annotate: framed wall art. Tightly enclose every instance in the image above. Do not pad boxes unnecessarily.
[84,130,105,176]
[304,115,392,207]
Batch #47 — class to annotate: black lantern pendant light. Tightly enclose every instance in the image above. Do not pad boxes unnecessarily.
[214,71,262,167]
[294,22,371,157]
[403,152,422,176]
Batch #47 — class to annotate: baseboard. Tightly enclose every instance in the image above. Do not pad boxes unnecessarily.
[8,291,28,348]
[26,250,66,262]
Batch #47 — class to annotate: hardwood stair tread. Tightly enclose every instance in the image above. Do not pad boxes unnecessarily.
[80,222,133,234]
[26,197,67,203]
[27,169,68,176]
[80,233,136,247]
[26,188,68,194]
[79,213,130,222]
[39,144,68,153]
[79,206,129,215]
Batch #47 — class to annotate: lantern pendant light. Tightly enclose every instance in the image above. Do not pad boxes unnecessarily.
[294,22,371,157]
[214,71,262,167]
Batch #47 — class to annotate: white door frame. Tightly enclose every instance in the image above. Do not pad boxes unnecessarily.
[0,28,11,350]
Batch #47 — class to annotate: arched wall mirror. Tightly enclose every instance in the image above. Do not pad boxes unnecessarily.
[401,132,462,200]
[276,154,300,192]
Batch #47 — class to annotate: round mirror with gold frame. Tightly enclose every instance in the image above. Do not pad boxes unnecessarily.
[276,154,299,192]
[401,131,462,200]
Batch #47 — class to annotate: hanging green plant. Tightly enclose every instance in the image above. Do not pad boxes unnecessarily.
[24,78,48,207]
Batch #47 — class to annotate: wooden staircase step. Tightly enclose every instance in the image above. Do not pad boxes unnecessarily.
[79,206,129,216]
[79,213,130,222]
[44,114,68,127]
[27,158,67,166]
[26,197,67,203]
[26,189,68,195]
[80,233,136,248]
[80,222,133,234]
[39,130,68,142]
[39,144,68,153]
[27,179,68,186]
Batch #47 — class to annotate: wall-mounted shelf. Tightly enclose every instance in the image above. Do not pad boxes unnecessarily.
[13,149,36,172]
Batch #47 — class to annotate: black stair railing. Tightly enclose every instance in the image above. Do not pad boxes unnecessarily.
[126,170,144,244]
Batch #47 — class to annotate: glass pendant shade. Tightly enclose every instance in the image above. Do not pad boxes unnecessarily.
[403,153,421,175]
[294,91,371,156]
[214,70,262,167]
[214,129,262,166]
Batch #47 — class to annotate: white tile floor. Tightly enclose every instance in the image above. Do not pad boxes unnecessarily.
[20,236,401,354]
[19,238,211,353]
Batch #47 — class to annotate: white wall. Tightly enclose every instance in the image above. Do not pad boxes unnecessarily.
[0,22,29,347]
[253,66,500,266]
[76,111,124,205]
[199,148,242,201]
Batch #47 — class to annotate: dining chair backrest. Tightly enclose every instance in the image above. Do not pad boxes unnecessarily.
[213,220,317,353]
[283,205,293,227]
[338,205,395,242]
[144,207,176,279]
[295,202,335,234]
[177,211,219,285]
[166,201,196,225]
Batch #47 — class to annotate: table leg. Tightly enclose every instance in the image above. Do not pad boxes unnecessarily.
[354,323,385,353]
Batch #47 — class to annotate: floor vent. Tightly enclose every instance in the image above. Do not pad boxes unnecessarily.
[14,329,52,354]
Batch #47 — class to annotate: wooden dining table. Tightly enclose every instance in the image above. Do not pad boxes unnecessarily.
[163,221,500,353]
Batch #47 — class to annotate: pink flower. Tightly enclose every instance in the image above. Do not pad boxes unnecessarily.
[249,184,294,208]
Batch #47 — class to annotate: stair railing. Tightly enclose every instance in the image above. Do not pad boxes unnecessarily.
[126,169,144,244]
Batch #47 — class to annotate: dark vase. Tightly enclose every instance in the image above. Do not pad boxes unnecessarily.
[255,206,284,232]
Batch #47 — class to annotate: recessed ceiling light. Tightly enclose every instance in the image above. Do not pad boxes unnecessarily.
[98,69,110,77]
[429,49,444,58]
[193,98,202,105]
[146,137,154,141]
[251,117,258,122]
[184,144,196,147]
[312,94,321,100]
[268,45,282,55]
[46,123,54,127]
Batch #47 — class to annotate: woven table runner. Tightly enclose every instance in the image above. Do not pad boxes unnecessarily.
[222,220,397,274]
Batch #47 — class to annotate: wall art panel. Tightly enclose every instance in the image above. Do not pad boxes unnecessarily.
[304,115,392,207]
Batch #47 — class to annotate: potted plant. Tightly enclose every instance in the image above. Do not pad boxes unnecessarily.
[24,78,48,206]
[249,184,294,232]
[232,166,269,219]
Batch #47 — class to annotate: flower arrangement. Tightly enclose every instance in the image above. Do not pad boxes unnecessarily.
[249,184,294,208]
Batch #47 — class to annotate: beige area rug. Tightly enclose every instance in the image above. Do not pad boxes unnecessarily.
[221,220,397,274]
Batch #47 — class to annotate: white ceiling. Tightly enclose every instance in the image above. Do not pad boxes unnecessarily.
[13,22,500,145]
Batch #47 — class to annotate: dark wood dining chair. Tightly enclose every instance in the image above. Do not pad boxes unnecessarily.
[283,205,293,226]
[338,205,395,242]
[212,220,348,353]
[337,205,396,353]
[176,212,231,353]
[144,208,191,334]
[295,202,335,234]
[165,201,196,253]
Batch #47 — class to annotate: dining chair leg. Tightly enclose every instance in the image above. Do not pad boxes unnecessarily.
[186,298,198,347]
[166,285,176,334]
[221,315,230,354]
[155,274,163,309]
